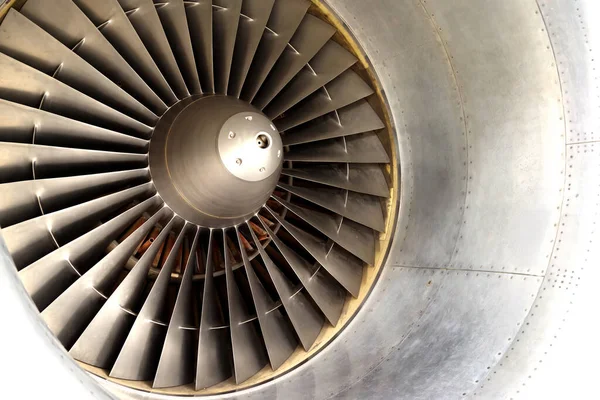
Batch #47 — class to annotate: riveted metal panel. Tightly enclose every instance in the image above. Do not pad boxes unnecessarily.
[422,0,565,274]
[474,124,600,400]
[336,270,542,400]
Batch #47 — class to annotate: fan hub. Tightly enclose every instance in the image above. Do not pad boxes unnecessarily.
[149,96,283,228]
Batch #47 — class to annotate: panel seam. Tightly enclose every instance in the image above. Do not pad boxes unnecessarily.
[417,0,471,268]
[465,1,569,397]
[326,270,448,399]
[391,264,545,278]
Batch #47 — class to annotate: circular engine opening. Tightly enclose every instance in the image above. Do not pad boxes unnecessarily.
[0,0,399,396]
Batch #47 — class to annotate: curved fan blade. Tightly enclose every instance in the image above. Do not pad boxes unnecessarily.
[265,41,358,119]
[285,132,390,164]
[266,210,362,297]
[282,164,389,198]
[70,214,179,368]
[273,69,373,130]
[252,14,335,110]
[0,168,149,229]
[250,219,323,351]
[153,226,200,388]
[42,206,169,349]
[186,0,214,94]
[18,195,161,311]
[272,197,376,265]
[212,0,242,95]
[20,0,168,115]
[0,143,147,184]
[195,230,232,390]
[0,53,153,139]
[110,223,190,381]
[119,0,190,99]
[0,9,158,126]
[262,209,345,326]
[154,0,202,94]
[224,229,268,383]
[227,0,274,97]
[6,182,155,270]
[238,225,297,369]
[278,182,385,232]
[0,100,148,153]
[282,100,384,146]
[72,0,178,105]
[240,0,309,102]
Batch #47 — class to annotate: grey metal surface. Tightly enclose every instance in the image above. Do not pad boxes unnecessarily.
[0,0,599,399]
[218,111,282,182]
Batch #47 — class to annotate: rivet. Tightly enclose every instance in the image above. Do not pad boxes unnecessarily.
[228,131,236,139]
[259,167,266,173]
[236,158,243,166]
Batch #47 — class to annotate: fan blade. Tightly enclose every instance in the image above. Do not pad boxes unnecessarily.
[265,212,362,297]
[42,206,169,349]
[272,197,375,265]
[224,229,268,383]
[153,226,200,388]
[119,0,190,99]
[70,214,179,368]
[265,41,358,119]
[252,15,335,110]
[73,0,178,105]
[195,230,232,390]
[227,0,274,97]
[0,9,158,126]
[285,132,390,164]
[282,164,389,198]
[6,182,155,270]
[278,182,385,232]
[186,0,214,94]
[282,100,384,146]
[261,209,345,326]
[212,0,242,95]
[110,223,190,381]
[249,220,323,351]
[154,0,202,94]
[0,168,149,229]
[18,195,161,311]
[238,225,297,370]
[273,69,373,130]
[240,0,309,102]
[0,53,153,139]
[0,100,148,153]
[20,0,168,115]
[0,143,147,185]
